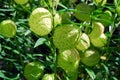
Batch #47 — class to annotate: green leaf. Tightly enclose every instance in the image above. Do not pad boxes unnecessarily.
[85,68,96,80]
[101,63,109,74]
[34,38,46,48]
[3,46,12,50]
[0,55,3,59]
[0,70,20,80]
[58,3,68,9]
[0,44,1,52]
[24,30,31,36]
[112,77,118,80]
[12,50,20,54]
[4,58,17,62]
[0,9,15,12]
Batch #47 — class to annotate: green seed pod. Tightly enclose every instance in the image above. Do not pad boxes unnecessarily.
[24,61,44,80]
[116,6,120,16]
[95,72,103,79]
[40,0,48,7]
[114,0,118,6]
[94,0,107,6]
[89,22,104,39]
[60,12,71,24]
[76,33,90,51]
[0,20,17,38]
[53,24,81,50]
[98,10,112,26]
[57,49,80,80]
[70,0,77,3]
[61,0,77,5]
[54,13,61,27]
[29,8,52,36]
[42,74,54,80]
[14,0,28,5]
[81,49,100,66]
[75,3,92,22]
[40,0,59,7]
[91,33,107,48]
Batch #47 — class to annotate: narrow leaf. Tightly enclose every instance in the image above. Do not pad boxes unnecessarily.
[34,38,46,48]
[58,3,68,9]
[85,68,96,80]
[101,63,109,74]
[0,70,20,80]
[0,44,1,52]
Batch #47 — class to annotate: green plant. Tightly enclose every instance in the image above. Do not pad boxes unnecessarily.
[0,0,120,80]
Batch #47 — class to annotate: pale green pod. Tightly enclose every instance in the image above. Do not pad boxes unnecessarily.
[70,0,77,3]
[89,22,104,39]
[14,0,28,4]
[91,33,107,48]
[114,0,118,6]
[29,8,52,36]
[57,49,80,80]
[60,12,71,24]
[75,3,92,21]
[40,0,59,7]
[98,10,112,26]
[94,0,107,6]
[76,33,90,51]
[42,74,54,80]
[81,49,100,66]
[116,6,120,16]
[24,61,44,80]
[54,13,61,27]
[53,24,81,50]
[0,20,17,38]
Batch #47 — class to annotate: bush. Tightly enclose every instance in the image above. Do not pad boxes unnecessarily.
[0,0,120,80]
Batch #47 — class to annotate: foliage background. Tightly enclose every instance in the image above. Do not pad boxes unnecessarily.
[0,0,120,80]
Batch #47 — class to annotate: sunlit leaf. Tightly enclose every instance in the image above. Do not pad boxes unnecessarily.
[101,63,109,74]
[34,38,46,48]
[85,68,96,80]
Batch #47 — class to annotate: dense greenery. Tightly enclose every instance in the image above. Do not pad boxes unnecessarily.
[0,0,120,80]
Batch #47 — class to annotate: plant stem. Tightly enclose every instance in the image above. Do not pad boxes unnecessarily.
[53,48,58,80]
[105,18,116,63]
[51,0,58,80]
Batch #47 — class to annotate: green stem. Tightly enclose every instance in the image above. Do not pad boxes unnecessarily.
[13,37,24,68]
[53,48,58,80]
[85,0,89,4]
[51,0,58,80]
[105,19,116,63]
